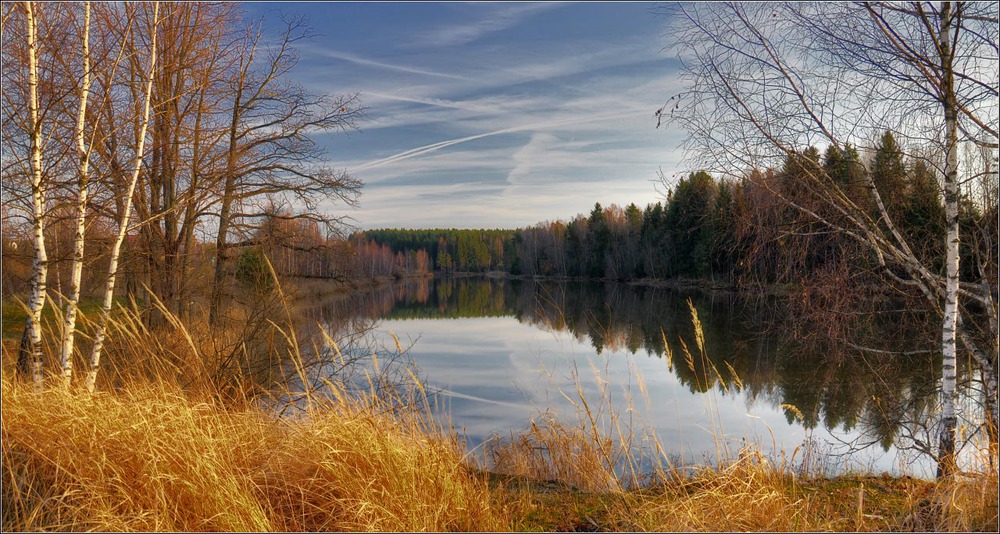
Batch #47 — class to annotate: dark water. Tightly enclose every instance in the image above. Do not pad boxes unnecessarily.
[290,277,984,479]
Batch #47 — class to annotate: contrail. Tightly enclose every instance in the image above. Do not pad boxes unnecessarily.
[435,387,526,409]
[352,110,635,172]
[320,49,468,80]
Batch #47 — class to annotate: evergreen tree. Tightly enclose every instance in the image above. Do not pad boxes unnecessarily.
[871,131,907,222]
[902,158,946,264]
[666,171,718,277]
[588,203,609,277]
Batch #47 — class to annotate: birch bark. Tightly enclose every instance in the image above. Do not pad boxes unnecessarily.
[937,0,960,478]
[85,2,159,394]
[23,1,48,391]
[58,1,92,388]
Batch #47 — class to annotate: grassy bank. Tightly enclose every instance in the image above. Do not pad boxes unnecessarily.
[1,372,504,532]
[2,291,997,532]
[3,368,997,532]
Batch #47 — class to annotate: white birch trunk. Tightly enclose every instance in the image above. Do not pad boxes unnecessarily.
[59,1,91,388]
[937,0,960,479]
[85,2,159,394]
[24,1,48,391]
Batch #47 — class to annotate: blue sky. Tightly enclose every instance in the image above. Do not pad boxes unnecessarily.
[244,2,684,230]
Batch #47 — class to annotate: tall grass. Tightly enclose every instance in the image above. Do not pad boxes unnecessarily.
[2,291,997,532]
[1,370,505,531]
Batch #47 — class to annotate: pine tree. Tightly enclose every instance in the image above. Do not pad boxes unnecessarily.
[871,131,907,222]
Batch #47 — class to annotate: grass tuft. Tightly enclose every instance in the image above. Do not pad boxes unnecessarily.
[1,374,505,532]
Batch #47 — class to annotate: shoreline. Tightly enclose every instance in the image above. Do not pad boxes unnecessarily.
[3,371,995,532]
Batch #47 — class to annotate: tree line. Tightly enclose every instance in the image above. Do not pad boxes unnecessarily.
[358,131,993,289]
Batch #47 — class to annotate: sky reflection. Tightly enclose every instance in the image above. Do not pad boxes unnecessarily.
[373,314,935,478]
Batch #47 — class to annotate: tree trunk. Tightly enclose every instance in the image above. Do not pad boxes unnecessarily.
[208,133,239,325]
[23,0,48,391]
[209,44,250,326]
[936,0,960,479]
[86,2,159,394]
[59,1,91,388]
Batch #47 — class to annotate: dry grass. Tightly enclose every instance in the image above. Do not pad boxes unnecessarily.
[615,449,819,532]
[1,294,997,532]
[7,374,992,533]
[605,452,998,532]
[1,373,505,532]
[485,412,621,494]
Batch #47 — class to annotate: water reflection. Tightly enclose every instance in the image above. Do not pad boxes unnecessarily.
[294,277,980,478]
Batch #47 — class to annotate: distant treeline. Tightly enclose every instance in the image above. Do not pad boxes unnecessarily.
[356,132,994,289]
[358,229,514,275]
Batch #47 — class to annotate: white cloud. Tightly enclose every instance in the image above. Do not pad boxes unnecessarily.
[507,132,559,186]
[290,3,688,228]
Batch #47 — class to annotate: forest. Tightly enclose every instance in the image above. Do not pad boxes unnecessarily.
[358,132,996,290]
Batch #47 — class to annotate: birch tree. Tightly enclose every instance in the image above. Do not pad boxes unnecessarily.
[3,2,74,386]
[57,1,92,388]
[20,1,48,389]
[661,1,998,477]
[85,1,159,394]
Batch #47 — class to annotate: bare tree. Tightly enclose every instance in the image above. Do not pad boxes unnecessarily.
[661,1,998,477]
[85,1,159,394]
[127,2,238,322]
[207,14,362,325]
[57,1,92,388]
[82,4,361,325]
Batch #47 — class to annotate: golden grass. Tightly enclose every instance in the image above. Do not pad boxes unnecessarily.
[608,458,998,532]
[1,374,505,532]
[485,412,621,494]
[2,295,997,532]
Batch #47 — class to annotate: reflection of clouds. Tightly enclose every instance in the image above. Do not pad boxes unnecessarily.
[373,315,934,476]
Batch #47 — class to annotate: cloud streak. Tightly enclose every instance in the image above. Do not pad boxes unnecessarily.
[352,110,644,172]
[266,2,683,228]
[410,3,565,48]
[310,48,468,80]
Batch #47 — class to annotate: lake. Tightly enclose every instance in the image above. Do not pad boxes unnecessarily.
[287,277,972,479]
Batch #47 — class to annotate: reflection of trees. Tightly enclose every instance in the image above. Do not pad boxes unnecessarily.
[275,295,426,415]
[318,278,981,458]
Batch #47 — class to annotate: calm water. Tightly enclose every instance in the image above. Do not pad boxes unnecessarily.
[289,277,972,479]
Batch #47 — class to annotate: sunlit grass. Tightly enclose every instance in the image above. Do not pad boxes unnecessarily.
[1,370,505,532]
[2,294,996,532]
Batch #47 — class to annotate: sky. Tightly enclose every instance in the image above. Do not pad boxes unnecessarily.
[243,2,685,230]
